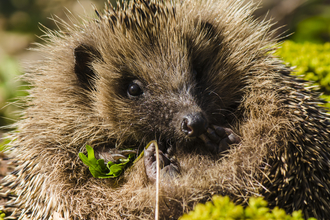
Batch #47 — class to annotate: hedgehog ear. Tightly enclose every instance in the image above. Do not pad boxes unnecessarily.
[74,44,102,90]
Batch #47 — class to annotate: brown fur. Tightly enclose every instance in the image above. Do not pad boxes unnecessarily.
[2,0,330,219]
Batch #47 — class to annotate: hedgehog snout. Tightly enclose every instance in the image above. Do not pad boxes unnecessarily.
[181,112,208,137]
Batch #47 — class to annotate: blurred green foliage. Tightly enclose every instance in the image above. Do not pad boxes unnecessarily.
[291,5,330,43]
[293,15,330,43]
[0,0,105,35]
[0,55,25,131]
[179,196,316,220]
[276,41,330,109]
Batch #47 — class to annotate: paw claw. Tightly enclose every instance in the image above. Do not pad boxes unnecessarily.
[94,147,137,163]
[227,133,240,144]
[119,149,137,156]
[111,154,127,160]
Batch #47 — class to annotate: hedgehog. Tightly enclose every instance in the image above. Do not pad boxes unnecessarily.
[1,0,330,219]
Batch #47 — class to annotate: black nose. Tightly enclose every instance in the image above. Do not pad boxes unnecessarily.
[181,112,208,137]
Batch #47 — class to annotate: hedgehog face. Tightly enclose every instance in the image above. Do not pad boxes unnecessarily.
[71,2,243,154]
[75,45,211,152]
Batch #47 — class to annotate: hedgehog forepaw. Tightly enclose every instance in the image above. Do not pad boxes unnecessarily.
[199,125,241,153]
[144,142,181,183]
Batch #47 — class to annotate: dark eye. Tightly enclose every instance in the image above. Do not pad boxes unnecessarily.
[128,82,143,97]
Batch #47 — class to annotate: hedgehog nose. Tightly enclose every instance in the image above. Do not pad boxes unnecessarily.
[181,112,208,137]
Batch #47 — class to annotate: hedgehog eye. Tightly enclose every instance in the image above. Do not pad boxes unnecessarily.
[128,82,143,97]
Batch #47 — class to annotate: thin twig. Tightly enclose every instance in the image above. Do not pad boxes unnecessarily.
[154,141,160,220]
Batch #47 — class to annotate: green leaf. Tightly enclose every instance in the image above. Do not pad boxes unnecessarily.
[79,145,136,179]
